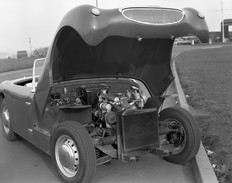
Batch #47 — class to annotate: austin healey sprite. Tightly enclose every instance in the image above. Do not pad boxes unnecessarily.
[0,5,208,183]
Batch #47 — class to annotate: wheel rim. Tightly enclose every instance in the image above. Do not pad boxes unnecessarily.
[2,105,10,135]
[55,135,80,178]
[161,118,186,154]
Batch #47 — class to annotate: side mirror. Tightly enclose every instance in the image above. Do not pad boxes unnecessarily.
[31,58,45,93]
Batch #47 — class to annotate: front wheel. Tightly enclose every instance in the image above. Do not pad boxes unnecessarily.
[51,121,96,183]
[159,107,200,164]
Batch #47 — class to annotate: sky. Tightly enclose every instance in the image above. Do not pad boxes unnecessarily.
[0,0,232,55]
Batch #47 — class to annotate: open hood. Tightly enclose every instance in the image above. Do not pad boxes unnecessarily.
[35,5,209,114]
[52,32,173,97]
[50,5,208,94]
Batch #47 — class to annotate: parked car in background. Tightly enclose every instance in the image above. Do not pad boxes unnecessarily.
[0,5,209,183]
[175,36,201,45]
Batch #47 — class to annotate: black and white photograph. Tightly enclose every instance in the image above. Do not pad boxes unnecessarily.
[0,0,231,182]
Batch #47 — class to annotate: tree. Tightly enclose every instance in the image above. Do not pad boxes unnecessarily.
[33,47,48,57]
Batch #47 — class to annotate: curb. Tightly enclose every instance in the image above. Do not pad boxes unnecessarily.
[172,59,218,183]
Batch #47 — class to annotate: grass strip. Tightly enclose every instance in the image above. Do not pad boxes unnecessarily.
[176,45,232,183]
[0,57,38,73]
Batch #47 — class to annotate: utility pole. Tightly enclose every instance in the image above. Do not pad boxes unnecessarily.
[96,0,98,7]
[217,0,229,43]
[221,0,225,42]
[29,37,32,56]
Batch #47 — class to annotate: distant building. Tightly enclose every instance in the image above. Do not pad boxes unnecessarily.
[209,32,232,42]
[221,19,232,42]
[17,50,28,59]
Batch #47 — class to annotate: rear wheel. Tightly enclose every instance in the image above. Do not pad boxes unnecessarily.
[159,107,200,164]
[51,121,96,183]
[0,99,17,141]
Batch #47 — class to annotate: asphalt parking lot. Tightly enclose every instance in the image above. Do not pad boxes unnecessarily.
[0,133,196,183]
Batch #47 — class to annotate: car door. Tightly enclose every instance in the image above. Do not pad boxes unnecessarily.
[5,85,34,140]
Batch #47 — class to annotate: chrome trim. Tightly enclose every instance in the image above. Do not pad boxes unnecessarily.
[198,12,205,19]
[91,8,100,16]
[121,7,185,25]
[118,6,161,13]
[25,102,31,105]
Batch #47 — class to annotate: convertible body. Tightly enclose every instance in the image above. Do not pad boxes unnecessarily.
[0,5,208,183]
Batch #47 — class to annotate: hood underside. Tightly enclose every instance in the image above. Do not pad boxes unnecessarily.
[52,29,173,96]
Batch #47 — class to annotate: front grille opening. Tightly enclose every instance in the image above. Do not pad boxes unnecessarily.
[121,7,184,25]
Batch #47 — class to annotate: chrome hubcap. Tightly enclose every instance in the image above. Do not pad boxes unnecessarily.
[55,135,79,178]
[2,106,10,134]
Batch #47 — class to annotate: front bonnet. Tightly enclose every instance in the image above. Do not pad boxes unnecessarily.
[35,5,209,113]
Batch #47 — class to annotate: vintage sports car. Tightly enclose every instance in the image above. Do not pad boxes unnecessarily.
[0,5,208,183]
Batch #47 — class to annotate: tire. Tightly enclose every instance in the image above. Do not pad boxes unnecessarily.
[159,107,200,164]
[0,99,17,141]
[51,121,96,183]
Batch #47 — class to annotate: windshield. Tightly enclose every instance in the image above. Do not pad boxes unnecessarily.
[34,58,45,77]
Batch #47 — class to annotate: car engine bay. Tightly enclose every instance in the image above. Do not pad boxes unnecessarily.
[47,79,160,163]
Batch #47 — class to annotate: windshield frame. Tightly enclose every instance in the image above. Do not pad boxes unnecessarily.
[31,58,45,92]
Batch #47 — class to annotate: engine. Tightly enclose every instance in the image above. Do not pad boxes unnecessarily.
[96,86,146,127]
[49,83,147,127]
[48,82,148,159]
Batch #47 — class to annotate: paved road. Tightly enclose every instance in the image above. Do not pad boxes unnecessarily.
[0,135,195,183]
[0,46,199,183]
